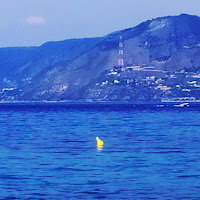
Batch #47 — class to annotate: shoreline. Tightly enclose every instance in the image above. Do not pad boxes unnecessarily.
[0,100,200,104]
[0,100,200,108]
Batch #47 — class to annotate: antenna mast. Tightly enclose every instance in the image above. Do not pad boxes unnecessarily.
[118,36,124,68]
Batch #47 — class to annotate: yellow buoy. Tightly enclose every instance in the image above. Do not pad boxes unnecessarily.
[96,137,104,147]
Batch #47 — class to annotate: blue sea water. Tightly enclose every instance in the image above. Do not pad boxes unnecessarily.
[0,103,200,199]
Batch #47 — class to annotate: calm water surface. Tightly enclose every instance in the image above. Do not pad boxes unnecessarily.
[0,104,200,199]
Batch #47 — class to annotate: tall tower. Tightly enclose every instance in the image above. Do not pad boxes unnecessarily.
[118,36,124,67]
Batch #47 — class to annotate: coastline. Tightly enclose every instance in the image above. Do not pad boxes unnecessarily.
[0,100,200,109]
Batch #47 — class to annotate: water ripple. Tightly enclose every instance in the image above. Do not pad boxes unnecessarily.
[1,105,200,199]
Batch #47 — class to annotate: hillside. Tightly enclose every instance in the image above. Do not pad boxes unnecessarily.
[1,14,200,102]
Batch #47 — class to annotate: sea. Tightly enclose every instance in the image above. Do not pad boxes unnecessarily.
[0,102,200,200]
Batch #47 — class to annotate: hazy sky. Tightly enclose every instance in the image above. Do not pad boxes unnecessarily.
[1,0,200,47]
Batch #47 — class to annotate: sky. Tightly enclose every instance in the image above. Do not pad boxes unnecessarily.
[0,0,200,47]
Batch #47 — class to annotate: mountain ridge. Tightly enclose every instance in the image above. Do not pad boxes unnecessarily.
[1,14,200,102]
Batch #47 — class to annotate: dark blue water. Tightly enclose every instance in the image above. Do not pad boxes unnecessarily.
[1,103,200,199]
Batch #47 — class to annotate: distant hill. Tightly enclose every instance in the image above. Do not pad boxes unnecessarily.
[1,14,200,102]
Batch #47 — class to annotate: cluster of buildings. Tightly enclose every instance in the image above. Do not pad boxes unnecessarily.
[93,63,200,101]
